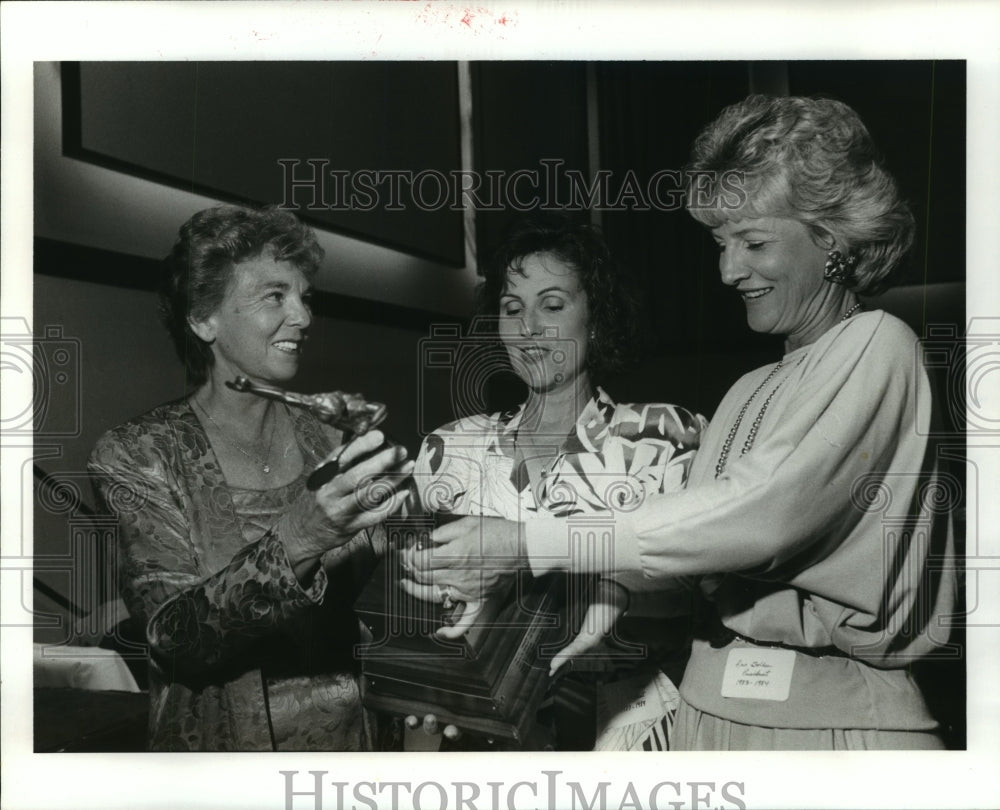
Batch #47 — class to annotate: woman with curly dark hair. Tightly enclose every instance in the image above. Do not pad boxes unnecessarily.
[410,213,707,750]
[88,205,411,751]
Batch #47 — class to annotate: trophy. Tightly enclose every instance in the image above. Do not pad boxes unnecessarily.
[227,376,389,490]
[231,376,584,745]
[354,508,591,746]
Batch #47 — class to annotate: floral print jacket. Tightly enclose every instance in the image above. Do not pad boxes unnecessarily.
[88,399,385,751]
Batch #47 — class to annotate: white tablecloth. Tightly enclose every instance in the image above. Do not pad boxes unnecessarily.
[34,643,141,692]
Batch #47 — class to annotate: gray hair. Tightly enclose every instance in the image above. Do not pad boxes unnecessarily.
[159,205,324,385]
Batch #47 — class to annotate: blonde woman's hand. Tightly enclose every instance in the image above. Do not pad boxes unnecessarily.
[549,579,629,677]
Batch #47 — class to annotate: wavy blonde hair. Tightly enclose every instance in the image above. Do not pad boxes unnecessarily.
[686,95,914,295]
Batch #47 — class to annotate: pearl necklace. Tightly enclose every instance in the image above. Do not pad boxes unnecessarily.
[841,302,862,321]
[715,361,787,478]
[194,398,278,474]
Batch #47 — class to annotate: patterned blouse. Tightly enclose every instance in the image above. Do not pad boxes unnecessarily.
[414,388,707,523]
[88,399,387,751]
[415,389,706,752]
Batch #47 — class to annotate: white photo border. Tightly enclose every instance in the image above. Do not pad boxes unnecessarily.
[2,2,998,809]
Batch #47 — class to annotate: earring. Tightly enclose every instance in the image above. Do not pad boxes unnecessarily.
[824,250,858,285]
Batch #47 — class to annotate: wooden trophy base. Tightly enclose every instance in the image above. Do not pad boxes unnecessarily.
[354,517,585,745]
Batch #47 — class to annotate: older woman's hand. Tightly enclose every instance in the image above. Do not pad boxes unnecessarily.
[315,430,414,532]
[281,430,413,580]
[398,516,524,605]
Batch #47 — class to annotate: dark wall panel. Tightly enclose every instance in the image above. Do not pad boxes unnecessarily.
[471,61,590,262]
[786,60,965,288]
[595,60,965,416]
[66,62,465,265]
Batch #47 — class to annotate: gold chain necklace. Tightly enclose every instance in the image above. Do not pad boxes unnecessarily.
[193,398,278,474]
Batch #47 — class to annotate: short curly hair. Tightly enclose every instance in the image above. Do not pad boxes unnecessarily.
[478,213,639,381]
[686,94,915,295]
[159,204,324,386]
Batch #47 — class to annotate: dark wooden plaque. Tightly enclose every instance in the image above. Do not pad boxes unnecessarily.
[354,515,583,744]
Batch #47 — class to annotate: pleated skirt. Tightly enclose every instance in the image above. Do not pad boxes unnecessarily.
[672,698,945,751]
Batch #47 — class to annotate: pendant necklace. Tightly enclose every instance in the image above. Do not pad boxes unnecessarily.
[194,398,278,475]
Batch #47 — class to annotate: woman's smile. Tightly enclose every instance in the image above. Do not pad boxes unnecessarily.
[740,287,773,302]
[498,252,590,395]
[194,254,314,385]
[712,216,846,350]
[271,338,304,355]
[519,345,552,357]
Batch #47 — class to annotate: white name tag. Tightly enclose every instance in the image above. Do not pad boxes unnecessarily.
[721,647,796,702]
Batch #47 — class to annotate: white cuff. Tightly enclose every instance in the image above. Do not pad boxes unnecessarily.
[523,511,645,577]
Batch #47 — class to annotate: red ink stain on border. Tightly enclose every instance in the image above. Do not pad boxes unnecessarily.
[410,4,518,36]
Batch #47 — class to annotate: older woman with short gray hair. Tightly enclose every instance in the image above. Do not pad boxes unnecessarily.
[90,205,411,750]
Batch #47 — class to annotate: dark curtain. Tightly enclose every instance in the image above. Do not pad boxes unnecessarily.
[596,62,781,414]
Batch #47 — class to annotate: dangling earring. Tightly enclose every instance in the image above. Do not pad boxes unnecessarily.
[824,249,858,285]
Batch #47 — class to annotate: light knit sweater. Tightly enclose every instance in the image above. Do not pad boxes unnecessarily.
[524,311,956,729]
